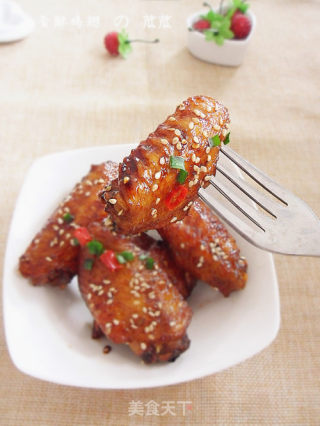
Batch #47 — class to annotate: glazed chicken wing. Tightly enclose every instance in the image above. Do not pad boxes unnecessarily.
[101,95,230,234]
[78,221,192,363]
[19,161,118,287]
[159,199,248,297]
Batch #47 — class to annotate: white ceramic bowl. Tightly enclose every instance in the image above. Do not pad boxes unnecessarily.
[187,9,256,66]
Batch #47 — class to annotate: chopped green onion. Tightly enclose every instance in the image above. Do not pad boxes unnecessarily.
[71,238,79,246]
[116,254,126,264]
[170,156,185,170]
[87,240,104,256]
[223,132,230,145]
[209,135,221,147]
[84,258,94,270]
[145,257,155,270]
[177,169,188,184]
[63,212,74,223]
[120,251,134,262]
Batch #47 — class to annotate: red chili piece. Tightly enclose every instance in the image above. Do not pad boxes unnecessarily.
[164,185,188,210]
[73,227,92,246]
[100,250,122,272]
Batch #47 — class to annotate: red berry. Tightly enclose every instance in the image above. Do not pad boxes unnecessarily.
[104,32,119,56]
[231,13,251,39]
[193,19,211,32]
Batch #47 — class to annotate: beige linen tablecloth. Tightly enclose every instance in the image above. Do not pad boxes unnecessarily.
[0,0,319,424]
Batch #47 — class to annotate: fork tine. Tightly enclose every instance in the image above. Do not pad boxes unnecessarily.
[216,164,279,218]
[220,146,288,205]
[198,188,266,247]
[207,176,275,232]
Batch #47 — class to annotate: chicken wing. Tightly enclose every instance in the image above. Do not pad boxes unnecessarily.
[19,161,118,287]
[101,95,230,234]
[159,199,248,297]
[78,221,192,363]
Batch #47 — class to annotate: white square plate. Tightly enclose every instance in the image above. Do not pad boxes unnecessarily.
[3,144,280,389]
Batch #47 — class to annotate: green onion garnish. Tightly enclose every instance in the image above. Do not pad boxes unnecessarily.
[87,240,104,256]
[177,169,188,184]
[84,258,94,270]
[209,135,221,147]
[120,251,134,262]
[63,212,74,223]
[170,156,185,170]
[145,257,155,270]
[223,132,230,145]
[116,254,126,264]
[71,238,79,246]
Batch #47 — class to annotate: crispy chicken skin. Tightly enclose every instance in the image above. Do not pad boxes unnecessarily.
[19,161,118,287]
[159,199,248,297]
[101,95,230,234]
[78,221,192,363]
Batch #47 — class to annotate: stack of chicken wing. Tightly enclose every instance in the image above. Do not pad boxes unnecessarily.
[19,96,248,364]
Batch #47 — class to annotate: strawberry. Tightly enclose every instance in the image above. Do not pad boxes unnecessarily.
[104,30,159,59]
[193,19,211,32]
[104,32,120,56]
[231,12,251,39]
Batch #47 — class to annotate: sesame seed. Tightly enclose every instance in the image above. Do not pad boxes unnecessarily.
[194,109,201,117]
[140,342,147,350]
[195,157,201,164]
[109,198,117,205]
[214,124,220,131]
[156,197,160,205]
[53,225,59,231]
[59,229,64,235]
[151,208,157,217]
[203,130,209,138]
[206,147,210,154]
[155,171,161,179]
[193,136,199,143]
[194,165,200,172]
[87,293,92,300]
[118,209,123,216]
[57,218,63,225]
[123,176,130,184]
[192,117,200,123]
[45,257,52,262]
[85,191,90,197]
[168,116,176,121]
[180,243,185,248]
[189,181,194,188]
[176,142,182,150]
[179,104,185,110]
[222,128,228,137]
[193,178,199,185]
[201,166,208,173]
[159,157,165,165]
[192,143,200,149]
[220,117,224,125]
[200,244,205,250]
[189,122,194,130]
[170,216,177,223]
[152,184,158,192]
[105,185,112,191]
[192,153,196,162]
[172,137,179,144]
[103,279,110,284]
[207,106,212,112]
[148,291,156,299]
[207,155,212,162]
[113,319,120,325]
[59,241,65,247]
[182,139,187,144]
[204,176,211,181]
[174,129,181,137]
[169,321,176,327]
[161,138,168,145]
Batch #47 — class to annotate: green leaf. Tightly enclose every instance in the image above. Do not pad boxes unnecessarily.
[233,0,249,13]
[118,29,132,59]
[213,33,225,46]
[210,134,221,147]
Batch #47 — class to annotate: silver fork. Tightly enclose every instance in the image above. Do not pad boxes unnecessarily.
[199,146,320,256]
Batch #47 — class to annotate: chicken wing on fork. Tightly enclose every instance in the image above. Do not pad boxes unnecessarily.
[19,161,118,287]
[101,95,230,234]
[78,221,193,363]
[159,199,248,297]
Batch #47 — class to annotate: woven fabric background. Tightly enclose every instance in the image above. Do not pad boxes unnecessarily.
[0,0,319,424]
